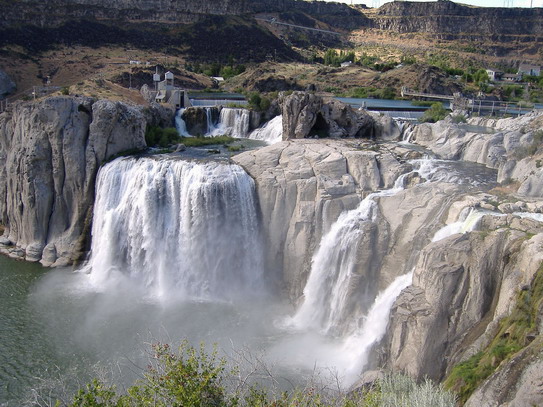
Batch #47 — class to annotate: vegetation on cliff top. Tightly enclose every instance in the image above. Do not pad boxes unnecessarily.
[145,125,235,149]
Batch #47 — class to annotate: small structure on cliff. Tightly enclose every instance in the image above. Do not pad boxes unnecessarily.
[151,70,191,109]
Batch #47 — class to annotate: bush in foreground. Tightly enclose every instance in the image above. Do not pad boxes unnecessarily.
[66,341,456,407]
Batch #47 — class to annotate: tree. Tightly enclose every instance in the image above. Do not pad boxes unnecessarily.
[421,103,449,123]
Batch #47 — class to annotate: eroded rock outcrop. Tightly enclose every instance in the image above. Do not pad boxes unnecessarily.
[377,195,543,404]
[233,140,465,303]
[281,92,375,140]
[410,111,543,198]
[0,96,150,266]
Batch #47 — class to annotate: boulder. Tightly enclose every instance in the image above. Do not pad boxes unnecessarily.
[280,92,375,140]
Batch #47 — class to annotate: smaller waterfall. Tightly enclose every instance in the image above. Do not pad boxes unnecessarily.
[175,108,191,137]
[248,115,283,144]
[400,121,415,144]
[287,185,402,335]
[215,108,251,138]
[431,207,489,242]
[205,107,218,135]
[341,271,413,386]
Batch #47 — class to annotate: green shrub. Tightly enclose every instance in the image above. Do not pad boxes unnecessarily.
[69,348,457,407]
[246,92,272,112]
[420,103,449,123]
[451,114,467,123]
[61,86,70,95]
[145,126,181,148]
[180,135,234,147]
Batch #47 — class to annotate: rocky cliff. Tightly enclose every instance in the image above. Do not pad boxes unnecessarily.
[235,103,543,403]
[280,92,375,140]
[371,1,543,42]
[367,110,543,405]
[0,0,363,27]
[0,96,156,266]
[411,111,543,197]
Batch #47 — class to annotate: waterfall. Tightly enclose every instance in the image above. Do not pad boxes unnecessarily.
[248,115,283,144]
[205,107,218,135]
[341,271,413,386]
[431,207,489,242]
[287,161,450,335]
[215,108,250,138]
[175,108,190,137]
[400,121,415,144]
[287,187,402,335]
[84,157,264,301]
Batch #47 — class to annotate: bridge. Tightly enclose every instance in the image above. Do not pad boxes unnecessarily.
[400,87,455,101]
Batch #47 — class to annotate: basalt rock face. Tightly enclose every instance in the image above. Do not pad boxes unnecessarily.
[372,1,543,42]
[0,0,364,27]
[233,140,459,301]
[0,96,148,266]
[381,210,543,406]
[281,92,375,140]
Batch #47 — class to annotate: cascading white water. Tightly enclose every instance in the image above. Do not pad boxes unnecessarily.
[215,108,250,138]
[431,207,490,242]
[283,158,484,384]
[205,107,218,135]
[175,108,191,137]
[288,159,456,335]
[84,157,264,301]
[288,186,403,335]
[340,271,413,385]
[248,115,283,144]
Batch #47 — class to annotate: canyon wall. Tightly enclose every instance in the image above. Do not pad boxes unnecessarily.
[2,0,540,43]
[372,1,543,41]
[0,0,363,27]
[0,97,165,266]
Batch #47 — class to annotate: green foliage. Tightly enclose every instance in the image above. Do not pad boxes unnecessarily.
[61,86,70,95]
[420,103,449,123]
[347,87,396,100]
[400,55,417,65]
[180,135,234,147]
[145,126,180,148]
[503,85,524,101]
[67,341,457,407]
[445,263,543,403]
[185,62,246,79]
[246,92,272,112]
[451,114,467,124]
[358,53,378,68]
[323,49,356,67]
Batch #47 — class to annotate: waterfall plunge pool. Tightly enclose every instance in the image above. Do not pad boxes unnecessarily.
[1,154,500,405]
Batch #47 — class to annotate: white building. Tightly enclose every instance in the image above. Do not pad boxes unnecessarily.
[153,71,190,108]
[486,69,503,82]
